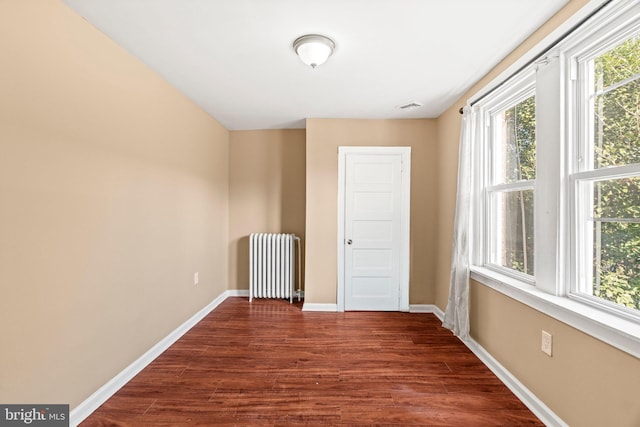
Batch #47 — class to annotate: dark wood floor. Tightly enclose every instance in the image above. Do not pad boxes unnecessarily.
[81,297,543,426]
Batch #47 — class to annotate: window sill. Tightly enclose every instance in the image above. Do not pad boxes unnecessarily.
[470,266,640,359]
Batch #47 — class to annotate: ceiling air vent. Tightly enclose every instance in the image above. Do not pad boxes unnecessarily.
[399,101,422,110]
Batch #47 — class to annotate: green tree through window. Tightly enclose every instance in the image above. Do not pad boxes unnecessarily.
[591,36,640,310]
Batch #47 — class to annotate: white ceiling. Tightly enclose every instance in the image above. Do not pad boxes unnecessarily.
[63,0,567,130]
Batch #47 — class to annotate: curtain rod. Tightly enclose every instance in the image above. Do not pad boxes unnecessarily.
[458,0,614,114]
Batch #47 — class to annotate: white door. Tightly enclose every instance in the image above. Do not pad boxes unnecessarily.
[340,148,410,311]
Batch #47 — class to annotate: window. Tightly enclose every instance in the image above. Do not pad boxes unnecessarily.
[571,32,640,315]
[486,91,536,279]
[469,0,640,356]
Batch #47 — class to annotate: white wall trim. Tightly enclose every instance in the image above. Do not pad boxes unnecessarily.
[301,303,338,312]
[409,304,444,318]
[463,337,568,427]
[226,289,250,297]
[337,149,347,312]
[70,290,239,426]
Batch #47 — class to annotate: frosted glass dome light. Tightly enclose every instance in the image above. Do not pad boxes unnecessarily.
[293,34,335,69]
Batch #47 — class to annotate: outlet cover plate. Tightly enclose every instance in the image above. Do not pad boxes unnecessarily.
[541,330,552,356]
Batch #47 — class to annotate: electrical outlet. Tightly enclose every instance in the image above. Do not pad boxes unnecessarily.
[194,272,199,285]
[541,330,552,356]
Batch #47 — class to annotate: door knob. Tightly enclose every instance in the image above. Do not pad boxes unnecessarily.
[347,239,353,245]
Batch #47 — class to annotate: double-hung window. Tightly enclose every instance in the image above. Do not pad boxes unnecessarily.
[470,0,640,356]
[569,21,640,316]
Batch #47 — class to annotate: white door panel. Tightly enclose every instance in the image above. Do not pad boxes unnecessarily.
[344,153,403,311]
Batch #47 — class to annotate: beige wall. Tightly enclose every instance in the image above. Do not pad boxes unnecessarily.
[435,1,640,425]
[434,106,461,311]
[305,118,437,305]
[0,0,229,408]
[228,129,306,290]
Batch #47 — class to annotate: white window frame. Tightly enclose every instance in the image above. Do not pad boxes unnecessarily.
[468,0,640,358]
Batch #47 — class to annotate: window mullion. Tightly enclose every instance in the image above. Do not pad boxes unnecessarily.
[535,52,562,295]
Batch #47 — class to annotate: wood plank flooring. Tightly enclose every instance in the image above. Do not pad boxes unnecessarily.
[81,298,543,426]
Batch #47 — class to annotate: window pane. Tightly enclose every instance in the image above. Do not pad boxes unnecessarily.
[592,36,640,168]
[592,222,640,310]
[589,176,640,310]
[490,189,534,275]
[494,96,536,183]
[593,176,640,220]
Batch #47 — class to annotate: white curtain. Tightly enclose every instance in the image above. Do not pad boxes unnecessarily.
[443,106,476,340]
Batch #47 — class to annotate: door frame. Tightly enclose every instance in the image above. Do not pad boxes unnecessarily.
[337,146,411,312]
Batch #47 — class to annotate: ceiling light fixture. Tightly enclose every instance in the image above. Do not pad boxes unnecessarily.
[293,34,335,69]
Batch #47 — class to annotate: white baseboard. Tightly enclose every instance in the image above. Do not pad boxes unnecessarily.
[409,304,444,319]
[70,290,236,426]
[463,337,568,427]
[301,303,338,312]
[303,303,443,314]
[226,289,249,297]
